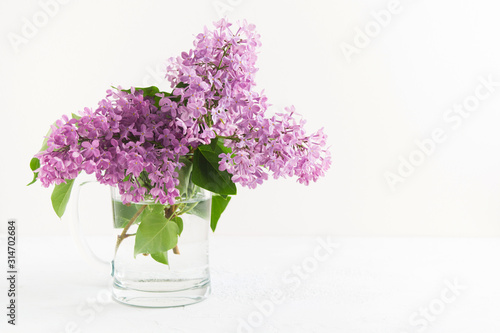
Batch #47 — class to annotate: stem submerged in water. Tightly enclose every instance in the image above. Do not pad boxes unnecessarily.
[165,204,181,255]
[114,199,187,257]
[114,205,147,256]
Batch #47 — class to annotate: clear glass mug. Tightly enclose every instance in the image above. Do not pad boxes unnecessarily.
[66,174,212,308]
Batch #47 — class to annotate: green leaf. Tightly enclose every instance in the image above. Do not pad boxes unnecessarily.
[30,120,61,185]
[51,179,75,218]
[134,210,179,257]
[172,216,183,235]
[176,157,193,197]
[71,113,82,120]
[135,86,160,97]
[138,171,152,190]
[116,86,169,109]
[191,139,237,196]
[135,86,167,109]
[151,251,169,265]
[211,195,231,232]
[175,82,189,89]
[214,137,233,154]
[29,121,58,185]
[210,137,219,150]
[27,157,40,186]
[145,204,167,215]
[188,199,210,220]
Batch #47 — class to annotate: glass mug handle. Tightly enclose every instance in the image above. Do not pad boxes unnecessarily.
[64,176,110,270]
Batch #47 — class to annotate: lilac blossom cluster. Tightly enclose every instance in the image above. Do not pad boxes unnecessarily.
[35,89,193,204]
[35,19,330,204]
[166,19,331,187]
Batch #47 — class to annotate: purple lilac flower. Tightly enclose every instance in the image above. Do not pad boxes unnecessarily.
[166,19,331,188]
[36,19,331,204]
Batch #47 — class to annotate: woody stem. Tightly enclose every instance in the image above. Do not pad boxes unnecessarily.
[114,205,147,255]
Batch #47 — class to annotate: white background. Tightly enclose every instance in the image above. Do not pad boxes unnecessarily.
[1,2,500,333]
[2,0,500,237]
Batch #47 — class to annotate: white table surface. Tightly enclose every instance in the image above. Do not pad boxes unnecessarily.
[1,235,499,333]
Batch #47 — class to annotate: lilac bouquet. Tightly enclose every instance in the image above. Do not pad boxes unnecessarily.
[29,19,331,263]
